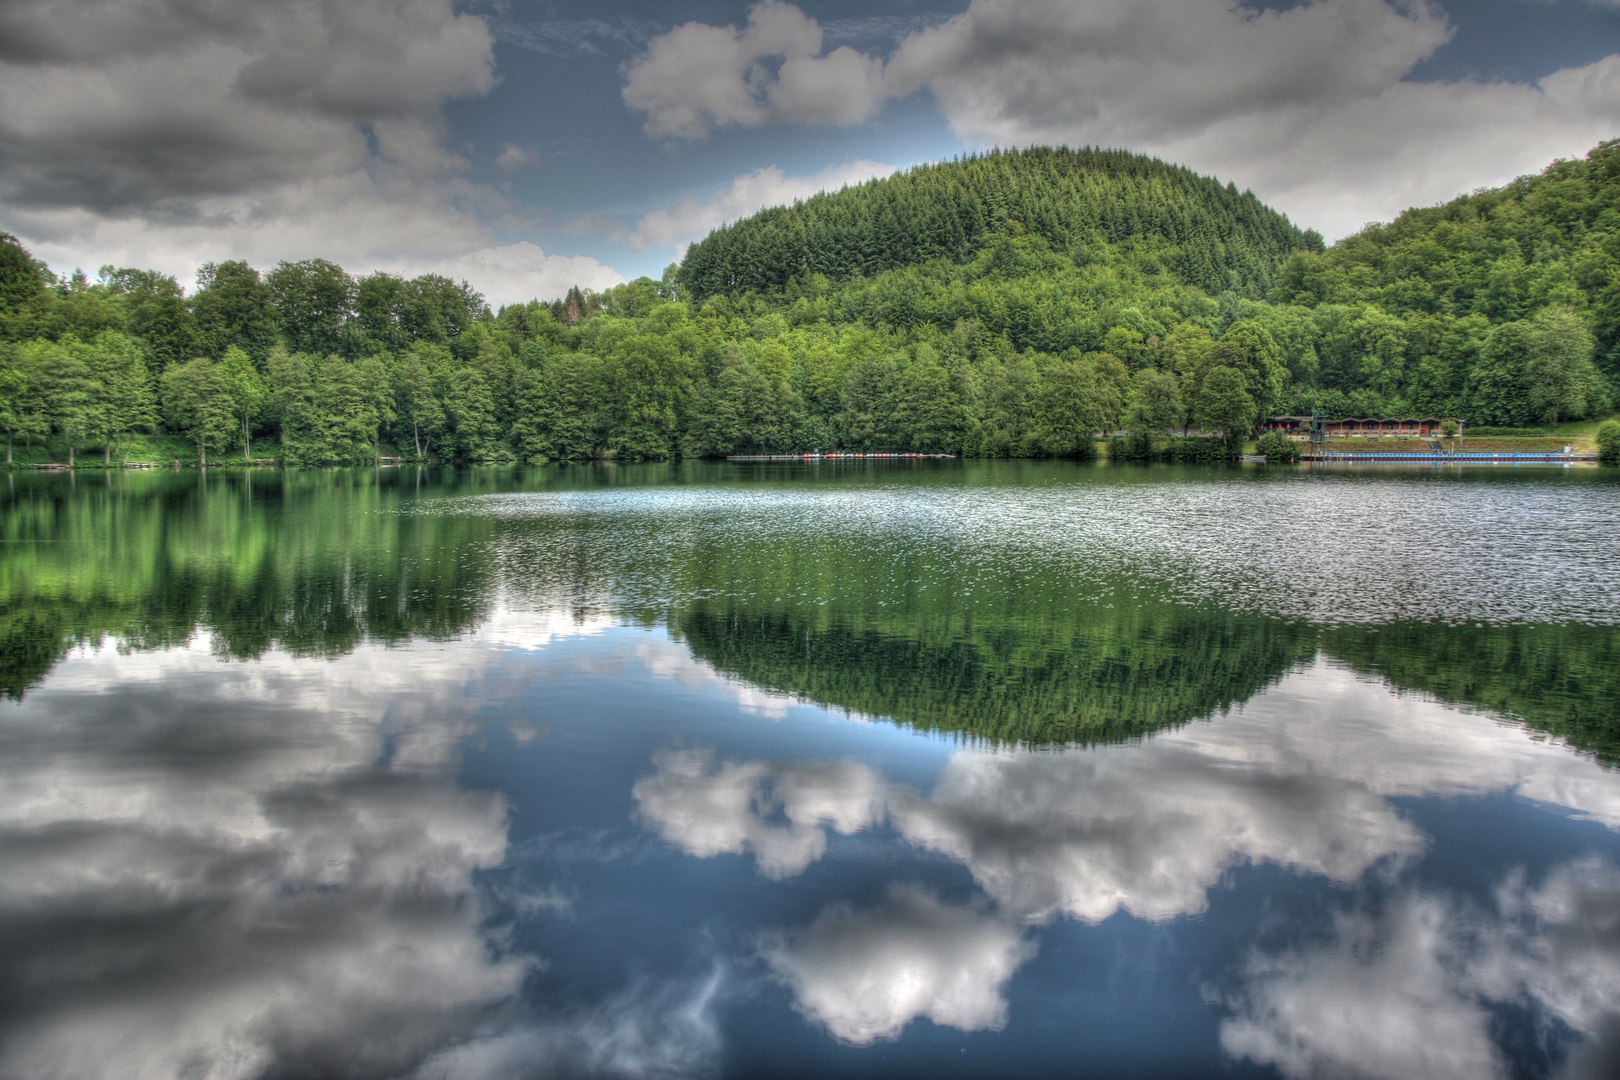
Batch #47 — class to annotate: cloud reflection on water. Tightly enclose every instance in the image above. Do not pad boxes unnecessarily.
[6,601,1620,1078]
[633,749,886,880]
[1223,856,1620,1080]
[0,608,720,1080]
[634,661,1620,1065]
[759,883,1033,1046]
[0,637,528,1080]
[0,611,820,1080]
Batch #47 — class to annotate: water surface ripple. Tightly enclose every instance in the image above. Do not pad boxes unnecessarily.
[435,470,1620,625]
[4,463,1619,1080]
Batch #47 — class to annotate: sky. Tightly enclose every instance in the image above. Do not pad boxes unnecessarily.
[0,0,1616,307]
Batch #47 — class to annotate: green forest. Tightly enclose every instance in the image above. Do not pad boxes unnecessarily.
[2,142,1617,466]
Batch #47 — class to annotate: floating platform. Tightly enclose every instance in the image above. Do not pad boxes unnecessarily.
[1303,452,1596,462]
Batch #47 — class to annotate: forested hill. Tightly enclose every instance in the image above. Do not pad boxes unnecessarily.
[1271,140,1620,370]
[678,147,1323,300]
[0,142,1616,468]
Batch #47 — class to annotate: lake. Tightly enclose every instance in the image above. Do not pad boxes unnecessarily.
[3,461,1619,1080]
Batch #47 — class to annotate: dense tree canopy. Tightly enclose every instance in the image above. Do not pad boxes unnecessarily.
[679,146,1322,299]
[0,144,1613,466]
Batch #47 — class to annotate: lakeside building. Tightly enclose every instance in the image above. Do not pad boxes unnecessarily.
[1260,416,1463,438]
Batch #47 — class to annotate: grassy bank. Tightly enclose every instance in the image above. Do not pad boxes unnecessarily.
[1,433,416,469]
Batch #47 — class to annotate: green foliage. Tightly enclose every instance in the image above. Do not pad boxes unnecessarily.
[1193,365,1257,450]
[267,259,355,356]
[1473,309,1601,426]
[100,267,196,368]
[161,358,237,465]
[304,356,389,464]
[1033,353,1115,457]
[86,331,157,463]
[684,353,803,456]
[9,334,152,465]
[0,234,49,326]
[1107,431,1155,461]
[1272,140,1620,414]
[393,343,450,458]
[1106,433,1234,463]
[514,352,606,461]
[447,366,507,462]
[1126,367,1184,436]
[3,143,1616,467]
[1598,421,1620,464]
[191,261,278,361]
[1255,430,1300,462]
[1209,321,1287,418]
[680,147,1315,299]
[217,347,267,459]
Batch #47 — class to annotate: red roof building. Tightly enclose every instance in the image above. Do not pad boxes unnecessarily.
[1260,416,1462,438]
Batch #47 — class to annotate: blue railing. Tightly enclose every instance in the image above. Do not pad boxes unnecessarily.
[1308,452,1582,461]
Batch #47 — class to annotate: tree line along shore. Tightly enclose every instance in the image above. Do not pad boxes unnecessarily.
[2,143,1618,468]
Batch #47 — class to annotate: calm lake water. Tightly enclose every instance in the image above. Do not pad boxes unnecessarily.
[3,461,1620,1080]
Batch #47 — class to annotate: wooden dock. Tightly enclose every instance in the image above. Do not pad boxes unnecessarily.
[726,453,956,461]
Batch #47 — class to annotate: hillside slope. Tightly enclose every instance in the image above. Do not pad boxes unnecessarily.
[678,147,1321,301]
[1,144,1615,467]
[1273,138,1620,378]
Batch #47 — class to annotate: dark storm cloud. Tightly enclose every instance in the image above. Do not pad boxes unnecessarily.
[0,0,495,215]
[0,0,251,64]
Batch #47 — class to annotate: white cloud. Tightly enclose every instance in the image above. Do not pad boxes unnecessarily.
[0,0,625,308]
[624,161,894,256]
[0,613,742,1080]
[886,728,1422,925]
[621,0,889,138]
[623,0,1620,239]
[1492,858,1620,1075]
[760,883,1034,1045]
[415,242,627,307]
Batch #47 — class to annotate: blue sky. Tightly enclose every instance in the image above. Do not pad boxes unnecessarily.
[1,0,1616,303]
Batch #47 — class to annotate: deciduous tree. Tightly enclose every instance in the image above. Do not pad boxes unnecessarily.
[161,358,237,466]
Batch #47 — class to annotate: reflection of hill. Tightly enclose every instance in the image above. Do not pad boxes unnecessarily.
[6,471,1618,763]
[677,602,1620,756]
[1322,623,1620,765]
[672,602,1316,746]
